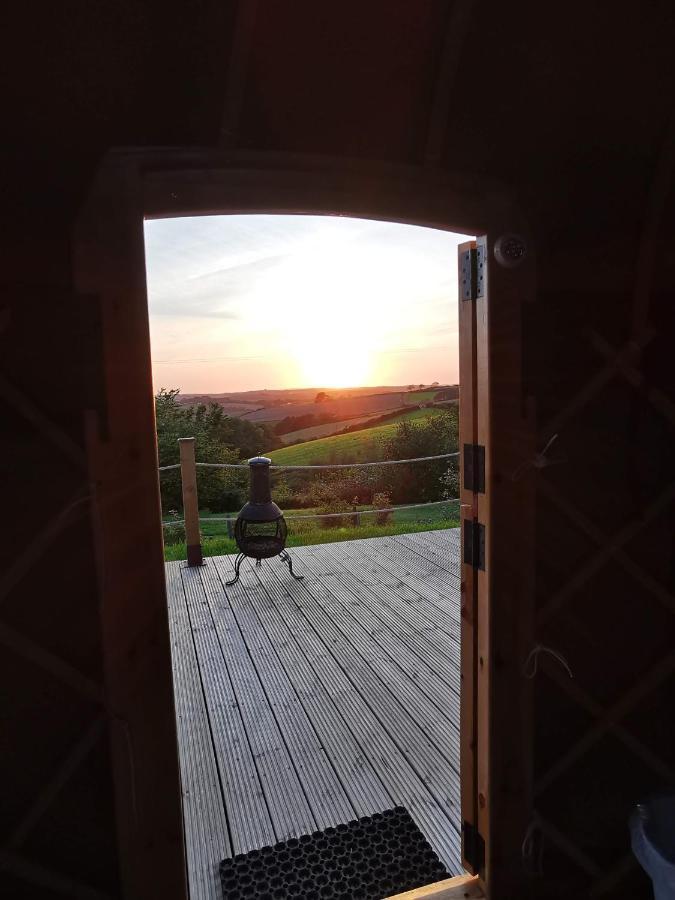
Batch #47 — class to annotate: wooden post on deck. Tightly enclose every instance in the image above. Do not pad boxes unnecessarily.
[178,437,203,566]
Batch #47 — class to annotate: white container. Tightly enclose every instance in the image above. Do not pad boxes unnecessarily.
[630,795,675,900]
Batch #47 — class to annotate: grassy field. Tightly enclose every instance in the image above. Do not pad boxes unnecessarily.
[404,390,439,403]
[385,406,441,424]
[267,407,442,466]
[280,413,381,445]
[163,510,459,562]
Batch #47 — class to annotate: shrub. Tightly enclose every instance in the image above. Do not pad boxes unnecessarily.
[382,408,459,503]
[163,509,186,545]
[372,491,392,525]
[271,477,296,510]
[440,464,460,501]
[318,497,350,528]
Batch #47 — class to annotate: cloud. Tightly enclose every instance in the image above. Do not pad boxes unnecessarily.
[186,252,287,286]
[150,252,285,318]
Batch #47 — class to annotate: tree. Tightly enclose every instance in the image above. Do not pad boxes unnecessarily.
[314,391,330,403]
[381,408,459,503]
[372,491,392,525]
[155,389,251,513]
[439,465,460,504]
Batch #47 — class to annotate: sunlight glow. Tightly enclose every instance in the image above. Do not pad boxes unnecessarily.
[254,235,385,387]
[144,215,467,392]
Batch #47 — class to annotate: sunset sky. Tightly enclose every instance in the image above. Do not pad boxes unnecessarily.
[144,215,468,393]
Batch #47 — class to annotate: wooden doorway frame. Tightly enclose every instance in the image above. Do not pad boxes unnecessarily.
[74,149,536,899]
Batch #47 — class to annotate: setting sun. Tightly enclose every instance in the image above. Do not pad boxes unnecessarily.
[256,234,384,387]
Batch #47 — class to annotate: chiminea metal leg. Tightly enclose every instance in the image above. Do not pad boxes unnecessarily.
[225,553,245,586]
[280,549,303,580]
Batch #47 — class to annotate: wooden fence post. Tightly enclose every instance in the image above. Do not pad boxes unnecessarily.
[178,437,203,566]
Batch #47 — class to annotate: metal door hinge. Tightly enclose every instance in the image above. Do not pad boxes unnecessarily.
[463,443,486,494]
[462,820,486,872]
[476,243,486,298]
[460,245,486,301]
[463,519,486,571]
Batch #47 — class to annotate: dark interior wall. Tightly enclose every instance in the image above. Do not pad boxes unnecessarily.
[0,221,123,897]
[522,151,675,898]
[2,1,674,898]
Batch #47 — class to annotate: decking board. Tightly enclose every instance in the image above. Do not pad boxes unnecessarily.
[347,536,462,627]
[245,557,461,872]
[260,558,460,810]
[167,529,463,893]
[213,556,394,820]
[179,564,276,857]
[395,531,463,581]
[202,561,356,831]
[303,544,458,722]
[296,546,459,757]
[165,563,231,900]
[320,541,462,684]
[188,563,317,843]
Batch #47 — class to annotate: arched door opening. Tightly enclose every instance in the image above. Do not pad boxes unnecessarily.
[75,154,535,899]
[144,212,470,896]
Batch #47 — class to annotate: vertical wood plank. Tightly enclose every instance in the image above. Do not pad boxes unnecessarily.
[178,437,203,566]
[483,228,536,899]
[474,235,491,889]
[458,239,478,874]
[74,157,187,900]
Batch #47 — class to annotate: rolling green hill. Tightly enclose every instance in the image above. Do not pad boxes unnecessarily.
[280,413,381,445]
[404,389,439,403]
[267,407,441,466]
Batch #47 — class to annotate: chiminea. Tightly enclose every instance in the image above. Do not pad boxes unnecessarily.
[225,456,303,586]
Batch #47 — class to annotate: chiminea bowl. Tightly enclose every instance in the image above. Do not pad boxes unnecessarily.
[234,508,287,560]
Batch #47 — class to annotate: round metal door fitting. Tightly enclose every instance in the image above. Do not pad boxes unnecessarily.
[494,233,528,268]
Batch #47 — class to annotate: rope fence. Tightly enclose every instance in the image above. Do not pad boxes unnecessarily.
[162,437,460,563]
[158,451,458,473]
[162,497,460,528]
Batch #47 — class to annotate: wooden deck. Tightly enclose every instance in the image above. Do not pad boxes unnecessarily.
[165,528,462,899]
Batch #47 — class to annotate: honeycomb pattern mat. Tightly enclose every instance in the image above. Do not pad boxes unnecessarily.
[219,806,449,900]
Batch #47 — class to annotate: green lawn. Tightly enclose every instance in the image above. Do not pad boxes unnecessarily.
[163,510,460,562]
[184,498,455,535]
[267,407,442,466]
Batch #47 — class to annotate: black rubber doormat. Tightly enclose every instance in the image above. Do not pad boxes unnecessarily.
[219,806,449,900]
